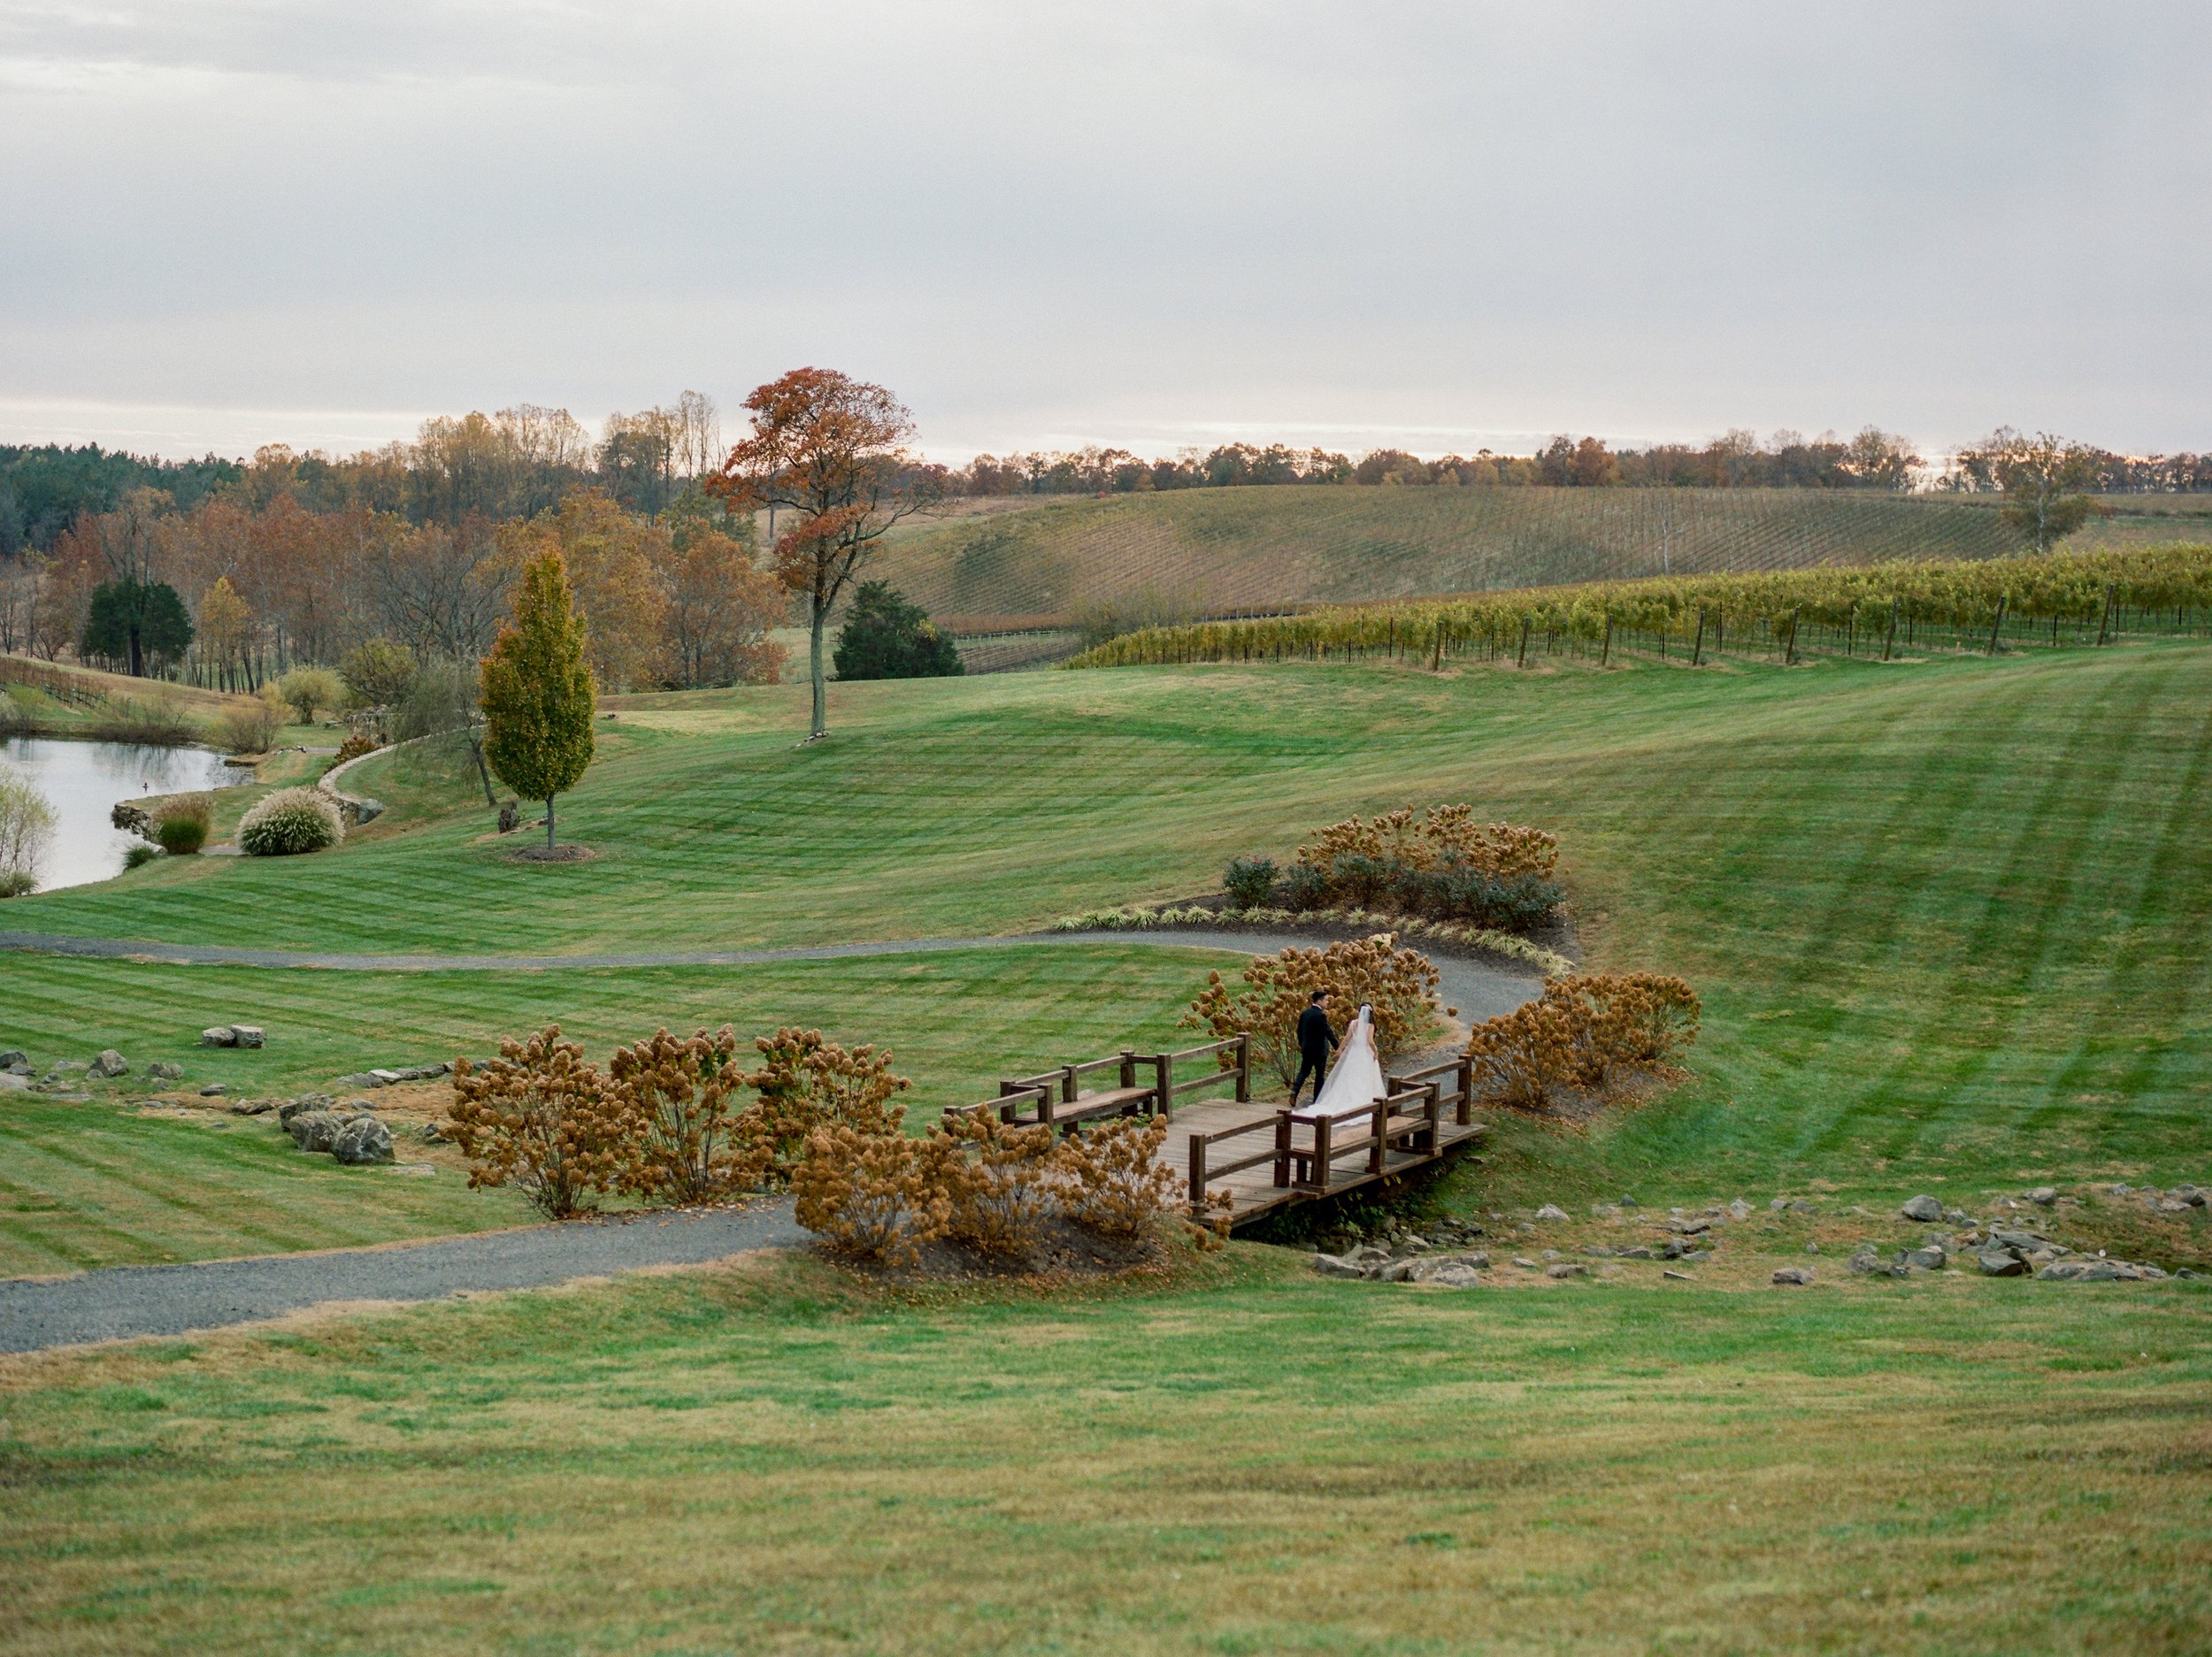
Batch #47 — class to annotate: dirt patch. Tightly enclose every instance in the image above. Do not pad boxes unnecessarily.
[506,844,597,864]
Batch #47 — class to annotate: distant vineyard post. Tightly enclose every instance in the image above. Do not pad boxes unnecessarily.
[1987,594,2008,656]
[1884,597,1899,662]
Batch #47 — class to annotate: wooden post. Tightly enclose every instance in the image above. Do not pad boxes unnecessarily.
[1424,1083,1440,1155]
[1690,608,1706,667]
[1600,615,1612,666]
[1368,1103,1387,1176]
[1187,1137,1207,1219]
[1119,1049,1136,1090]
[1785,607,1801,665]
[1153,1054,1174,1120]
[1517,617,1531,667]
[1310,1116,1332,1190]
[1884,596,1899,662]
[1234,1033,1250,1103]
[1456,1056,1473,1125]
[1061,1065,1078,1109]
[1715,608,1724,656]
[2096,583,2116,647]
[1273,1111,1293,1187]
[1986,593,2008,656]
[1430,626,1443,671]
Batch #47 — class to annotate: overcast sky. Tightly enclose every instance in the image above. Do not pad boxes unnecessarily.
[2,1,2206,464]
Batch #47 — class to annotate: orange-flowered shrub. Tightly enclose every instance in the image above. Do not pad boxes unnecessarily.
[1464,972,1701,1113]
[1184,933,1442,1086]
[607,1024,763,1203]
[790,1115,961,1266]
[940,1109,1060,1257]
[743,1026,910,1187]
[445,1024,632,1217]
[1052,1114,1179,1239]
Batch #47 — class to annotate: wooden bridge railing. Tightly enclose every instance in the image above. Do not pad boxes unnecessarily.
[945,1034,1250,1135]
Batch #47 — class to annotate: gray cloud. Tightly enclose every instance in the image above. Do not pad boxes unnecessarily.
[2,0,2205,459]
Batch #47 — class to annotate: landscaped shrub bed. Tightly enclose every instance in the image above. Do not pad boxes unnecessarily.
[1183,933,1443,1086]
[1225,805,1565,933]
[445,1020,1187,1269]
[237,786,343,856]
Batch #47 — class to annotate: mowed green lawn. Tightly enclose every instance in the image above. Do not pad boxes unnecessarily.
[0,946,1226,1275]
[2,1253,2205,1655]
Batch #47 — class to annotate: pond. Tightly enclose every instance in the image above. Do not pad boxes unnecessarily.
[1,737,256,894]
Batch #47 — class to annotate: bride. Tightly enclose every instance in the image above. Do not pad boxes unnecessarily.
[1294,1002,1387,1119]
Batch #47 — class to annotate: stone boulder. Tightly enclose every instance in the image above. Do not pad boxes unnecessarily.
[1771,1266,1816,1285]
[201,1028,237,1047]
[199,1083,227,1097]
[1420,1264,1485,1288]
[332,1116,396,1165]
[2026,1185,2058,1205]
[1533,1203,1569,1222]
[277,1094,336,1125]
[0,1049,28,1074]
[287,1110,348,1153]
[1545,1262,1587,1280]
[1900,1194,1945,1223]
[88,1049,128,1078]
[1901,1244,1947,1271]
[1311,1253,1368,1280]
[229,1025,265,1049]
[146,1062,184,1082]
[1978,1248,2029,1277]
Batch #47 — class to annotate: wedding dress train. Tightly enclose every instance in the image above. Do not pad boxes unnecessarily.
[1294,1002,1387,1119]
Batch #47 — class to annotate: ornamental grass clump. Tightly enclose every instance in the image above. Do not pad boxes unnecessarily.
[1463,971,1700,1114]
[237,786,343,856]
[1275,806,1564,931]
[445,1024,633,1217]
[607,1024,763,1204]
[153,794,212,855]
[1184,934,1443,1086]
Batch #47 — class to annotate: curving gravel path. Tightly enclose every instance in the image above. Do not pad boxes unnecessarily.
[0,1202,803,1354]
[0,927,1540,1022]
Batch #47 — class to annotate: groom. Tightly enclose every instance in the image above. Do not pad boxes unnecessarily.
[1289,990,1337,1109]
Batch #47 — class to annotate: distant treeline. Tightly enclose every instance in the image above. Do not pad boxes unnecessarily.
[956,429,2212,498]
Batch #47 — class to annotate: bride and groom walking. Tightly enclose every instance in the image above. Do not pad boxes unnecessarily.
[1288,990,1386,1120]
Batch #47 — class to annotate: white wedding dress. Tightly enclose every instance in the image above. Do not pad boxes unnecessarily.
[1294,1003,1388,1120]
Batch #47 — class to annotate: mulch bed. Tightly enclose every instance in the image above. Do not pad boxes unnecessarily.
[505,844,597,864]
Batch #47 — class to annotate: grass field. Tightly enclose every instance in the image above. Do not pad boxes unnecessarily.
[2,1250,2205,1655]
[874,486,2028,629]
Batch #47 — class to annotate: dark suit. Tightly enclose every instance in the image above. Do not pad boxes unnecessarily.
[1290,1003,1337,1108]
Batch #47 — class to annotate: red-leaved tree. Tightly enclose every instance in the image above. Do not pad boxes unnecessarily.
[703,368,945,740]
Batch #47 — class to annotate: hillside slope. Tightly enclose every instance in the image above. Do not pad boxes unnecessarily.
[873,486,2024,628]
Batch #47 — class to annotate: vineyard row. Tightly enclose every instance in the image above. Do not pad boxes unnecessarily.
[1064,543,2212,671]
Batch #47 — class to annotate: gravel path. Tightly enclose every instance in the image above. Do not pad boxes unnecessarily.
[0,926,1541,1020]
[0,1202,803,1354]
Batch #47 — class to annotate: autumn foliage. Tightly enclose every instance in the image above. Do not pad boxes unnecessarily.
[742,1026,910,1186]
[1184,934,1443,1086]
[1463,972,1701,1114]
[606,1025,761,1204]
[447,1026,631,1218]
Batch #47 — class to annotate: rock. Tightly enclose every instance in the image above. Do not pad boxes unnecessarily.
[1374,1260,1417,1283]
[1511,1256,1539,1270]
[277,1093,335,1125]
[287,1110,347,1153]
[1678,1249,1713,1264]
[0,1071,27,1092]
[1944,1208,1970,1224]
[228,1025,265,1049]
[1978,1248,2029,1277]
[1901,1195,1945,1223]
[1667,1218,1711,1236]
[201,1027,238,1047]
[2026,1185,2058,1205]
[1804,1241,1822,1254]
[146,1062,184,1082]
[2170,1185,2204,1207]
[1399,1236,1432,1254]
[1662,1269,1693,1281]
[1347,1245,1390,1266]
[332,1116,396,1165]
[1771,1266,1816,1285]
[2039,1260,2122,1283]
[1770,1196,1789,1211]
[2157,1199,2194,1215]
[1902,1245,1947,1270]
[1421,1264,1483,1288]
[1729,1199,1753,1220]
[1847,1247,1884,1274]
[1545,1262,1586,1279]
[334,1072,380,1088]
[1533,1203,1569,1222]
[88,1049,129,1078]
[1311,1253,1368,1279]
[1618,1245,1653,1259]
[228,1099,277,1116]
[1617,1195,1638,1208]
[0,1049,28,1074]
[199,1083,227,1097]
[419,1122,450,1145]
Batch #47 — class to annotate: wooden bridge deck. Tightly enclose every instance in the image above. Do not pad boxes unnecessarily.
[1158,1093,1486,1229]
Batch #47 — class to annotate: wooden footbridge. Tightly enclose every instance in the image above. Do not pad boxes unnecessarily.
[945,1037,1486,1229]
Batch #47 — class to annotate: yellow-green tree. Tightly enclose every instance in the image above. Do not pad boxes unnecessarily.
[480,549,596,851]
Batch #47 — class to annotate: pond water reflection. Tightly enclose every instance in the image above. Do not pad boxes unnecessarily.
[1,738,254,893]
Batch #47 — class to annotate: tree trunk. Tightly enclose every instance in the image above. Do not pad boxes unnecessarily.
[468,729,496,806]
[546,794,556,851]
[808,594,828,740]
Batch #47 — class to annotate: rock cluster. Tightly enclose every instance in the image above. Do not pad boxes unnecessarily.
[272,1094,396,1164]
[199,1024,265,1048]
[2108,1182,2208,1216]
[1850,1216,2193,1283]
[1312,1243,1494,1286]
